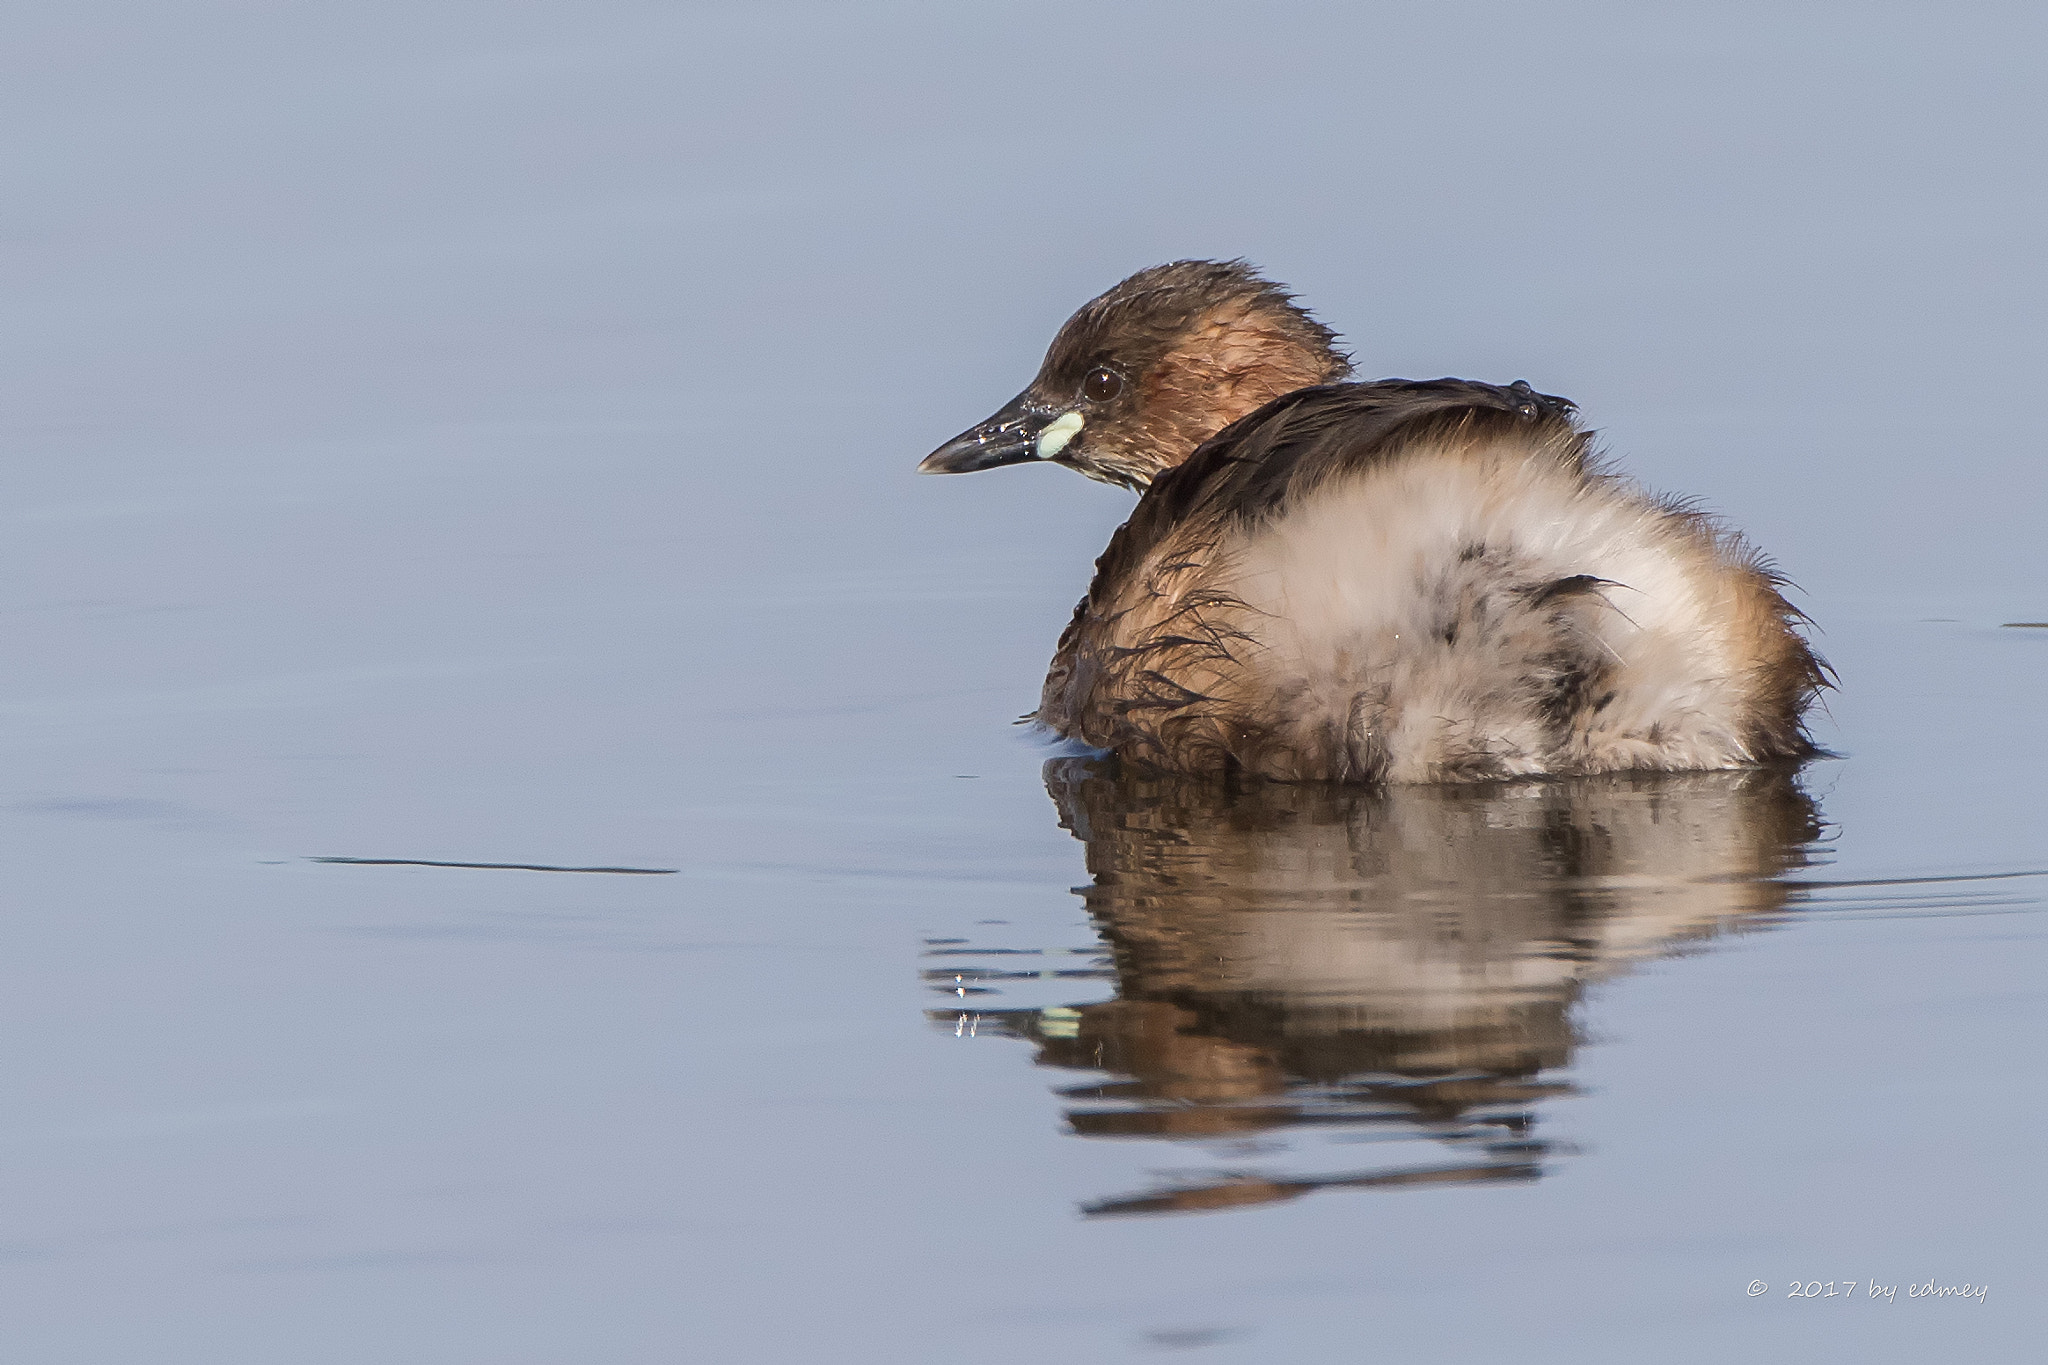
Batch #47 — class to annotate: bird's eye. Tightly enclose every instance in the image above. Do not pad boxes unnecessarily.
[1082,367,1123,402]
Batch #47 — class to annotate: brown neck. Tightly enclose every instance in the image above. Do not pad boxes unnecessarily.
[1130,326,1348,484]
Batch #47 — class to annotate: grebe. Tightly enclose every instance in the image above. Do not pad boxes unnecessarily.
[920,261,1825,783]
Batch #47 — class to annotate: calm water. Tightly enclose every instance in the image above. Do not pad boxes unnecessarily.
[2,3,2043,1360]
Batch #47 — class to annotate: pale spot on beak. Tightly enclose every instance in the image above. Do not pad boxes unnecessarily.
[1036,410,1084,460]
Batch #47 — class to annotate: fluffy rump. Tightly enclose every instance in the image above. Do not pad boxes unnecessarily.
[1038,381,1825,782]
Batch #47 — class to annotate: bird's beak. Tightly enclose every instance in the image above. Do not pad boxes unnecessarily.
[919,391,1081,474]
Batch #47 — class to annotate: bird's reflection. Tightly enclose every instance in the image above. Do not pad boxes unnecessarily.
[929,760,1823,1216]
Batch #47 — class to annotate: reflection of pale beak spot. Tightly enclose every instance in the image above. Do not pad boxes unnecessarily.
[1036,411,1085,459]
[1038,1006,1082,1038]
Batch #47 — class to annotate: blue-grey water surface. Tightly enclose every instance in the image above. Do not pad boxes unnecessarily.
[2,3,2043,1360]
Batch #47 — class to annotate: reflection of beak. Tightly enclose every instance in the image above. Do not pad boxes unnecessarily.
[919,391,1080,474]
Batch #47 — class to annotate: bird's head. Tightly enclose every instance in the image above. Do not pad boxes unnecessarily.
[920,260,1350,490]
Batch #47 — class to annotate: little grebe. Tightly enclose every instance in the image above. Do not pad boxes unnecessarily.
[920,260,1825,783]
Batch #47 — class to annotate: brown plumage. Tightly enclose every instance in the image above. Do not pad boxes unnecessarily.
[922,260,1828,783]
